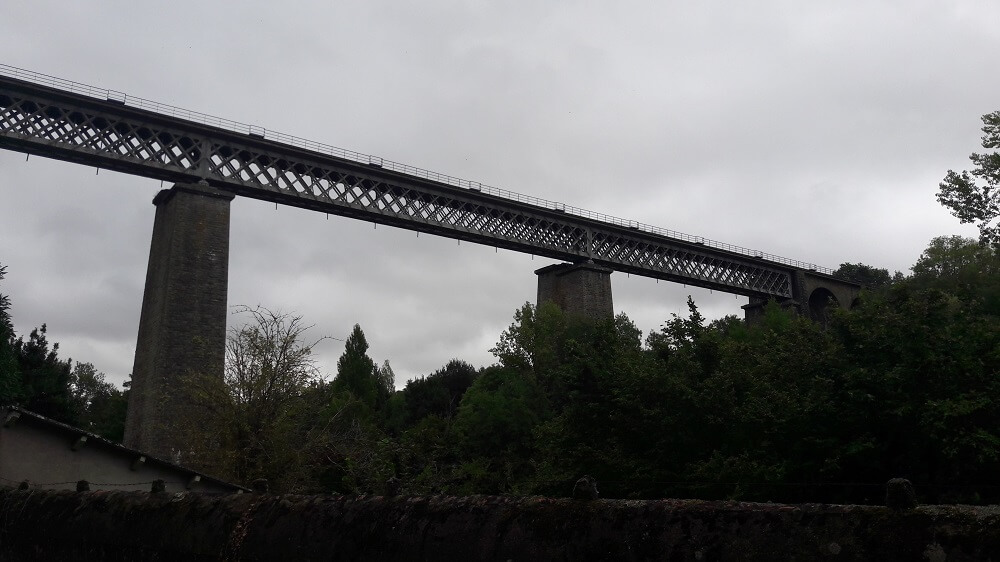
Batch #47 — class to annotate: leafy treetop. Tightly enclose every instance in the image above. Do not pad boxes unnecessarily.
[938,110,1000,249]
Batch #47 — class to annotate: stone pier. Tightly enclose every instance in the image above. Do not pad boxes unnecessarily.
[535,261,613,320]
[124,183,234,468]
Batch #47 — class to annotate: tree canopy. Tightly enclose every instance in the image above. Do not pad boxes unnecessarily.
[14,325,75,422]
[333,324,379,408]
[368,236,1000,503]
[69,362,128,441]
[937,110,1000,248]
[1,265,128,440]
[0,264,19,404]
[834,262,897,288]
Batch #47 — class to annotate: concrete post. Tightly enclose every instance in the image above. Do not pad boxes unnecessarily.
[124,183,234,469]
[535,262,614,320]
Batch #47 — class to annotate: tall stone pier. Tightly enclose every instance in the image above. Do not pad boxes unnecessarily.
[124,183,234,468]
[535,261,614,320]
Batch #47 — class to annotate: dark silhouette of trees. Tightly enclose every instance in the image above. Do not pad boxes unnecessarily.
[834,262,896,288]
[69,362,127,441]
[333,324,379,409]
[373,236,998,504]
[389,359,477,430]
[1,265,128,439]
[0,264,18,405]
[14,325,75,422]
[375,360,395,412]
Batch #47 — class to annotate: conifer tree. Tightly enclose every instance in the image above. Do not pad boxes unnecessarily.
[0,264,20,405]
[334,324,378,408]
[14,324,74,422]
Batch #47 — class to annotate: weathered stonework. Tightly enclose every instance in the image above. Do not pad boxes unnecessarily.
[536,261,613,320]
[124,183,234,469]
[4,489,1000,561]
[743,271,861,322]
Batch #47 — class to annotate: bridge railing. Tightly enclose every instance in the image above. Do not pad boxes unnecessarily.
[0,63,834,276]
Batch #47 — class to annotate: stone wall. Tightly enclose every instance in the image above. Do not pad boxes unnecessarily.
[536,262,614,320]
[793,270,862,319]
[2,487,999,561]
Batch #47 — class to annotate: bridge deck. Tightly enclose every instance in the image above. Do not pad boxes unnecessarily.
[0,66,841,300]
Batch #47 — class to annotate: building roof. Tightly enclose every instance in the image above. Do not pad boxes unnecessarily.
[2,405,250,493]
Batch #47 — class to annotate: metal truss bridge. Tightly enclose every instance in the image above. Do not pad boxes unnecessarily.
[0,64,839,300]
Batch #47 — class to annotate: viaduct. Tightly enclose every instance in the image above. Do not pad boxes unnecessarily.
[0,64,860,465]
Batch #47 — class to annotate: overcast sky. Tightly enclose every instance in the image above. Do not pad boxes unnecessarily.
[0,1,995,388]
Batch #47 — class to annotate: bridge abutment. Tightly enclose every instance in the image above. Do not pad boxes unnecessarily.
[124,183,234,469]
[742,271,861,323]
[535,262,614,320]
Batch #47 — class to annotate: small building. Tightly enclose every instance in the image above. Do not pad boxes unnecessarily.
[0,406,247,494]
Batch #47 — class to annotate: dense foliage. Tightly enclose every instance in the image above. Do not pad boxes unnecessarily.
[0,263,127,440]
[180,233,992,504]
[0,265,18,403]
[363,236,998,504]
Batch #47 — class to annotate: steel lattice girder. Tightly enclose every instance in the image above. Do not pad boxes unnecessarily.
[0,76,793,299]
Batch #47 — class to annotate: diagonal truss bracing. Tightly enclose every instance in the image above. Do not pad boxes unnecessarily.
[0,74,793,299]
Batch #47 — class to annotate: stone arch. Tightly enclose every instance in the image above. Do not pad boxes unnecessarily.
[808,287,840,322]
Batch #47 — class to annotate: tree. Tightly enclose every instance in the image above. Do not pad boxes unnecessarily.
[833,279,1000,503]
[834,262,895,289]
[225,307,330,488]
[909,235,1000,313]
[69,362,127,441]
[333,324,378,409]
[1,266,127,436]
[375,360,395,411]
[180,306,336,491]
[530,312,652,499]
[911,235,993,279]
[397,359,478,425]
[385,360,479,491]
[14,325,74,423]
[0,264,19,405]
[452,365,547,493]
[937,110,1000,248]
[225,307,323,420]
[490,301,567,375]
[315,332,400,493]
